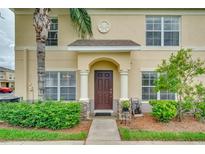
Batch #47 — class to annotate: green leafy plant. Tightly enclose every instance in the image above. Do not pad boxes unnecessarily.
[155,49,205,121]
[194,83,205,103]
[149,100,177,122]
[195,102,205,122]
[0,101,81,130]
[121,100,131,111]
[69,8,93,39]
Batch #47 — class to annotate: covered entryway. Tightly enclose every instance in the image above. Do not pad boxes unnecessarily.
[89,59,120,113]
[95,70,113,110]
[67,39,140,117]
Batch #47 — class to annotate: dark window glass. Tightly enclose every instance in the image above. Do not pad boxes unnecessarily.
[142,71,157,100]
[45,71,76,101]
[141,71,176,101]
[146,16,180,46]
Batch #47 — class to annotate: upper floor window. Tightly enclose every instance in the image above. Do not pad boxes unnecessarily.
[141,71,176,101]
[9,74,12,80]
[146,16,180,46]
[46,18,58,46]
[0,72,4,79]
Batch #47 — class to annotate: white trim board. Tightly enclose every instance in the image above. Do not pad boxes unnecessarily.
[140,68,156,71]
[15,46,68,51]
[45,68,77,71]
[67,46,140,51]
[15,9,205,16]
[15,46,205,52]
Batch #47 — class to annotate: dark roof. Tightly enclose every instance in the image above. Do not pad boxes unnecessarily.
[0,67,14,72]
[68,40,140,47]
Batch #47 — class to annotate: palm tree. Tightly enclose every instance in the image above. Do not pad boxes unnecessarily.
[33,8,51,101]
[69,8,93,39]
[33,8,92,101]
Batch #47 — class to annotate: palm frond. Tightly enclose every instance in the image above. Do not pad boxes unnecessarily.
[69,8,93,39]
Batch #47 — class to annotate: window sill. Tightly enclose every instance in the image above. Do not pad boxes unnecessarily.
[141,46,181,51]
[141,101,150,104]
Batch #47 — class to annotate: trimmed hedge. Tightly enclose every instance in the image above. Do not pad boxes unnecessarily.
[0,102,81,130]
[149,100,177,122]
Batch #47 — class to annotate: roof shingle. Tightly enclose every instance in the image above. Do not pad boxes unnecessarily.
[68,40,140,47]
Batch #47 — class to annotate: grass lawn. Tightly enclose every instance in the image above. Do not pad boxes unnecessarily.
[0,128,87,141]
[119,128,205,141]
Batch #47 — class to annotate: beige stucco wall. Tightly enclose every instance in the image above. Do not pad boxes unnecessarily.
[182,15,205,47]
[91,15,145,45]
[129,50,205,100]
[15,15,35,46]
[15,50,78,100]
[15,9,205,47]
[77,52,130,71]
[15,9,205,104]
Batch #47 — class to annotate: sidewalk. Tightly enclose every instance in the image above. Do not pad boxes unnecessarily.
[86,118,121,145]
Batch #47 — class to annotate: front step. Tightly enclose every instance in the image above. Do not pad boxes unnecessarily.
[95,113,111,116]
[94,109,114,116]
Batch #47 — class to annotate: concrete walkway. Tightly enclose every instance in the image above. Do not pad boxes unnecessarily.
[85,118,121,145]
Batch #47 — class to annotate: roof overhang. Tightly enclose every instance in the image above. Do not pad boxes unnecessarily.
[67,40,141,52]
[67,46,141,51]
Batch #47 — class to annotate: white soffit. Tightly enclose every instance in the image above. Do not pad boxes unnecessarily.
[67,45,141,51]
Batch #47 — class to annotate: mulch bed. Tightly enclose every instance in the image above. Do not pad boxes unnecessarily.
[0,120,92,134]
[117,113,205,132]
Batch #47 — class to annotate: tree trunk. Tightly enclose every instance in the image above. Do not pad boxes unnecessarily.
[177,95,182,122]
[33,8,51,101]
[37,42,46,101]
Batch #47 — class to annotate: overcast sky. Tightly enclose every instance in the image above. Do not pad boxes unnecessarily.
[0,8,14,70]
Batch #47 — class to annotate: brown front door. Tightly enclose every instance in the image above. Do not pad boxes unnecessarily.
[95,70,113,109]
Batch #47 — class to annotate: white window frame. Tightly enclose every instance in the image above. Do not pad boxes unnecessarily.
[45,71,58,100]
[46,17,58,46]
[146,15,181,47]
[142,71,158,101]
[9,74,12,80]
[59,71,76,101]
[45,71,77,101]
[141,71,176,102]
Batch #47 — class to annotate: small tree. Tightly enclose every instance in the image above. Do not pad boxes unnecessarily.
[155,49,205,121]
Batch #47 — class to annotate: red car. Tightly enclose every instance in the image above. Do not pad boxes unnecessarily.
[0,87,13,93]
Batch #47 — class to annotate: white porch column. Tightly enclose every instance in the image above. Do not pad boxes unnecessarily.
[120,70,129,100]
[79,70,89,101]
[79,70,90,119]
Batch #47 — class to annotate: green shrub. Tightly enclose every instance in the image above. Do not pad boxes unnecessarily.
[195,102,205,122]
[0,101,81,130]
[149,100,177,122]
[121,100,131,111]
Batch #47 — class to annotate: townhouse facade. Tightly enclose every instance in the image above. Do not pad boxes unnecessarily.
[15,9,205,116]
[0,67,15,88]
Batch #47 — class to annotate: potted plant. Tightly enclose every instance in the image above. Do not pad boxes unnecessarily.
[121,100,131,112]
